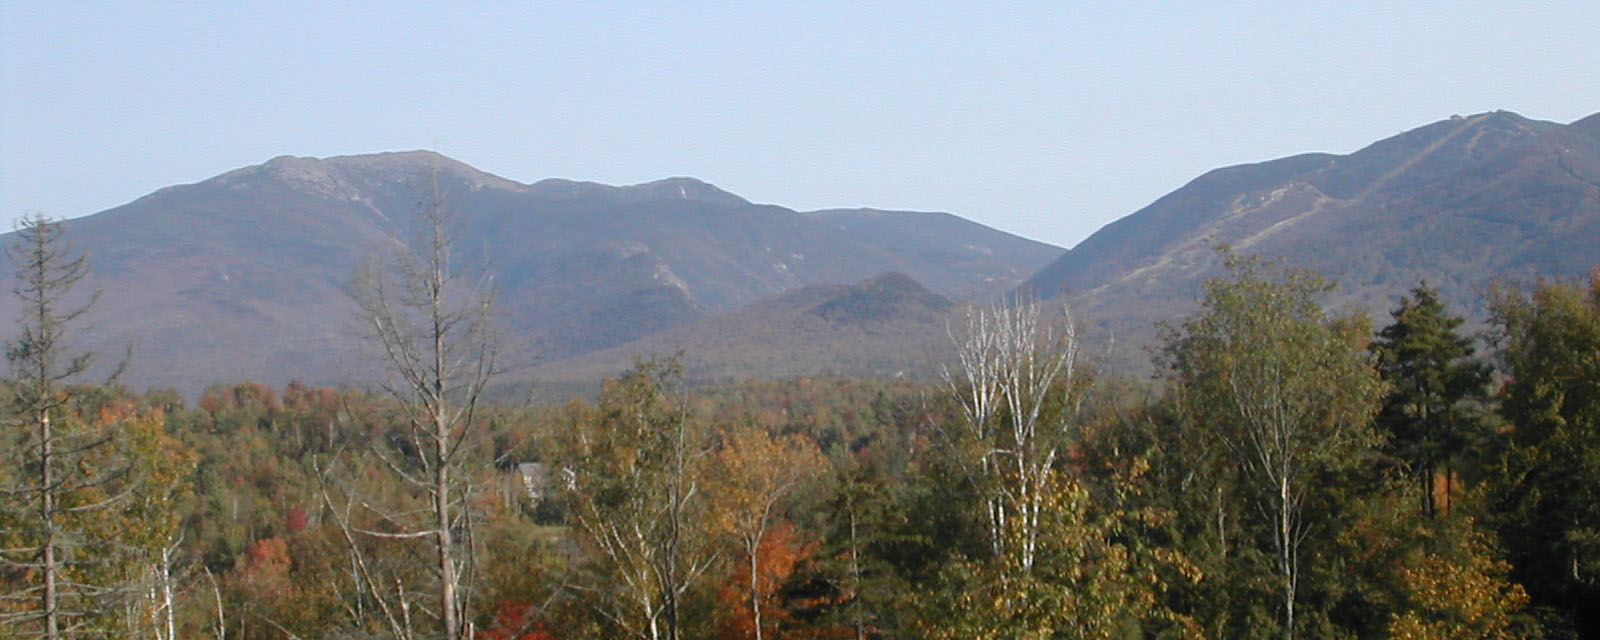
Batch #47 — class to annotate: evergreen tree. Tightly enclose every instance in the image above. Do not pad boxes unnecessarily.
[1372,284,1492,517]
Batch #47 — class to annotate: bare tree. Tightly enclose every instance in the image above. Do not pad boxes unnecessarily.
[943,296,1082,573]
[0,215,132,638]
[347,181,498,640]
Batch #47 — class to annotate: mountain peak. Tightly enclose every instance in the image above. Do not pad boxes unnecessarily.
[215,150,526,197]
[1567,110,1600,136]
[624,177,750,206]
[857,272,935,296]
[811,273,952,324]
[1025,108,1600,377]
[527,176,750,206]
[322,150,527,191]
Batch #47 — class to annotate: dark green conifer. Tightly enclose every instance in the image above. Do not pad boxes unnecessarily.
[1372,284,1492,517]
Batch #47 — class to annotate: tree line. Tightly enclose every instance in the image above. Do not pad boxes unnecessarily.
[1,212,1597,638]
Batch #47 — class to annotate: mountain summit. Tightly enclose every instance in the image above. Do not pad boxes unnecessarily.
[1,152,1061,393]
[5,110,1593,393]
[1029,110,1600,370]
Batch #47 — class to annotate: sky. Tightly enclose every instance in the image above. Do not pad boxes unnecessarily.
[4,2,1599,250]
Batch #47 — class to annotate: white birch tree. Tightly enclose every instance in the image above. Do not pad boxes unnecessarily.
[1163,253,1381,640]
[943,296,1082,573]
[548,360,720,640]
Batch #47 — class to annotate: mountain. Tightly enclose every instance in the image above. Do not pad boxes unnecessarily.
[1028,110,1600,369]
[804,209,1061,299]
[0,152,1062,393]
[519,272,959,401]
[12,110,1593,394]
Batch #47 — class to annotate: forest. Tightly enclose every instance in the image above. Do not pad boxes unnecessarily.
[2,214,1598,640]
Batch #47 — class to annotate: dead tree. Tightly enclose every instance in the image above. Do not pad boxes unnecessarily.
[0,215,132,638]
[348,182,497,640]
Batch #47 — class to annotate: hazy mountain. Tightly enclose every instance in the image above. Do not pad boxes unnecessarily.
[1028,110,1600,369]
[804,208,1062,300]
[0,152,1061,393]
[519,272,960,401]
[10,109,1595,395]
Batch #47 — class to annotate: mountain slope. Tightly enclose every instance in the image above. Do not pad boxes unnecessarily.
[0,152,1060,392]
[1028,110,1600,369]
[520,272,960,400]
[804,208,1064,299]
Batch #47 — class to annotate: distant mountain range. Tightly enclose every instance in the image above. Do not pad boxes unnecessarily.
[3,109,1595,396]
[1029,109,1600,370]
[0,152,1059,394]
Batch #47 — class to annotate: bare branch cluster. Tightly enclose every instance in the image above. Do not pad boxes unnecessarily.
[340,178,500,640]
[943,296,1082,573]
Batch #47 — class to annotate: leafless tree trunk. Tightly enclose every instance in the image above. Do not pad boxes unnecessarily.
[0,215,131,639]
[350,178,497,640]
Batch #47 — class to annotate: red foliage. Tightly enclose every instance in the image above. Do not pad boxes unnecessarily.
[717,521,817,640]
[285,506,309,533]
[246,536,291,570]
[283,381,343,418]
[198,387,229,414]
[95,400,138,424]
[477,601,557,640]
[237,381,281,411]
[233,536,294,599]
[199,381,283,414]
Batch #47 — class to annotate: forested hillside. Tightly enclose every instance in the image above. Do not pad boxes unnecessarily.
[2,214,1597,638]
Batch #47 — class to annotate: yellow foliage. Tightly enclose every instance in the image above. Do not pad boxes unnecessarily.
[1385,525,1530,640]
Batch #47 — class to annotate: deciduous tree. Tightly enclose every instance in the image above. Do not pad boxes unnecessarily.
[547,359,720,640]
[710,423,824,640]
[1163,253,1382,639]
[942,297,1082,572]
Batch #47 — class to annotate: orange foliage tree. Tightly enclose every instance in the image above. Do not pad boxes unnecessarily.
[715,522,817,640]
[710,424,825,640]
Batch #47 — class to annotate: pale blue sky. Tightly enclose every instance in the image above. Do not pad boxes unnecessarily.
[4,2,1598,248]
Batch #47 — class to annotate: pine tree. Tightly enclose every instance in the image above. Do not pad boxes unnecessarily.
[1372,284,1492,517]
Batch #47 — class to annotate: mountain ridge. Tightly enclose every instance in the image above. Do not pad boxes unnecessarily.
[1028,109,1600,373]
[0,153,1061,394]
[519,271,960,400]
[4,109,1595,394]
